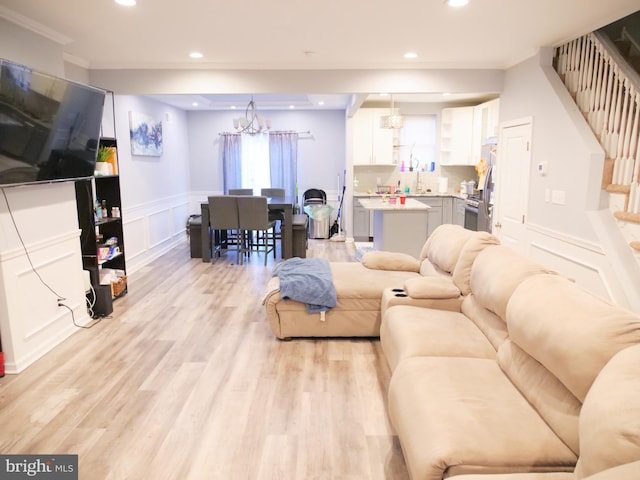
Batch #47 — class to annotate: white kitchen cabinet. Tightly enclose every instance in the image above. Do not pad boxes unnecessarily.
[416,196,444,239]
[353,199,371,241]
[440,100,499,167]
[472,98,500,164]
[452,197,466,226]
[352,108,395,165]
[440,106,474,166]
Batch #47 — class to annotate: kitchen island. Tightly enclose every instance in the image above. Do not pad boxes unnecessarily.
[358,197,430,257]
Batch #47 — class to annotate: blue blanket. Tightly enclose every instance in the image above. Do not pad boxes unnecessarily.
[272,257,337,314]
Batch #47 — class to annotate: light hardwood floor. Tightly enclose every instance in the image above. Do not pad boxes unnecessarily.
[0,239,410,480]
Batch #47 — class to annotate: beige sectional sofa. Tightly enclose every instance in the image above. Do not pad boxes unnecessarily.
[381,243,640,480]
[263,224,497,339]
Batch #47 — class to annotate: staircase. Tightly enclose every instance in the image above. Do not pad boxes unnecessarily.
[553,25,640,257]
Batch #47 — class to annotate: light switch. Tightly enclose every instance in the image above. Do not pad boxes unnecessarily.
[551,190,566,205]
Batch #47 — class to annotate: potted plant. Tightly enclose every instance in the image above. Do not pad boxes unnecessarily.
[95,146,116,175]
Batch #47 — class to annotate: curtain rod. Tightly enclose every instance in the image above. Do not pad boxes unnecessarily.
[219,130,311,136]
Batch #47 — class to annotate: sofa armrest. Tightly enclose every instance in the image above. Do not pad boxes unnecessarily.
[404,276,461,299]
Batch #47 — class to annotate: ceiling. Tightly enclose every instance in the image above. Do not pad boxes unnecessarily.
[1,0,638,110]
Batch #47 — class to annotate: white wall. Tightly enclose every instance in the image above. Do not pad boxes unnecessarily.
[499,50,639,311]
[499,50,603,241]
[0,21,91,372]
[0,18,64,77]
[111,96,192,272]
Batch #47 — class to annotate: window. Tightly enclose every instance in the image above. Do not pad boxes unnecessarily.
[399,115,437,170]
[239,134,270,194]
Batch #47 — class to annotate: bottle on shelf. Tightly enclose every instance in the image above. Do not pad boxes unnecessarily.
[101,200,108,218]
[95,199,102,220]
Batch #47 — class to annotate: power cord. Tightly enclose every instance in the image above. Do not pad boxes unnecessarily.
[2,187,100,329]
[57,301,103,328]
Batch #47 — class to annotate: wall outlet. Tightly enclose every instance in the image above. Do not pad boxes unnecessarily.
[537,161,548,176]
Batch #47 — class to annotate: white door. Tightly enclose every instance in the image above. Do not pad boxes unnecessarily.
[493,119,532,252]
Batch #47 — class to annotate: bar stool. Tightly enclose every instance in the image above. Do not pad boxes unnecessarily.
[208,195,242,264]
[237,196,277,266]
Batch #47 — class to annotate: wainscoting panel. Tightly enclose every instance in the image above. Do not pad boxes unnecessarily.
[526,224,630,309]
[0,231,90,374]
[123,194,190,274]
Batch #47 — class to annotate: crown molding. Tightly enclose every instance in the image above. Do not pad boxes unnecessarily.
[0,5,72,45]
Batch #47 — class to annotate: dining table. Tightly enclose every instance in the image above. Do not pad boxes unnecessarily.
[200,196,296,262]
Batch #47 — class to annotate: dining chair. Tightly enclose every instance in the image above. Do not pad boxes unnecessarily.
[261,188,286,236]
[228,188,254,195]
[237,196,277,266]
[208,195,242,264]
[260,188,285,198]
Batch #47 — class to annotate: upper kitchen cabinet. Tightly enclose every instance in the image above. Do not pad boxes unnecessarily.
[352,108,396,165]
[440,106,474,166]
[439,99,500,166]
[471,98,500,164]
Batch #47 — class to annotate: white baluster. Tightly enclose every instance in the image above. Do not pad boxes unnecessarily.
[598,56,614,135]
[609,74,624,160]
[632,182,640,214]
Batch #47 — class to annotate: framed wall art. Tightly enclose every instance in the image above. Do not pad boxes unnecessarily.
[129,111,163,156]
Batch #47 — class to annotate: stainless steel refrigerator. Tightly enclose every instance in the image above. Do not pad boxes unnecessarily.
[478,139,497,233]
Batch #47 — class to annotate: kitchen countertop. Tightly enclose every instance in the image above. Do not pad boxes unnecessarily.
[353,191,468,200]
[358,197,430,211]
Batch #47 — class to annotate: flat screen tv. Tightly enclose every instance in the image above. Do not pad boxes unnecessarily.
[0,59,106,187]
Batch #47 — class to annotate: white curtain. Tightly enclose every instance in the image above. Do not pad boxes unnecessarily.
[221,133,242,193]
[269,132,298,199]
[221,131,298,197]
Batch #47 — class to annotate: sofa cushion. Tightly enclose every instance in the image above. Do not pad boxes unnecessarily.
[420,223,475,271]
[451,231,500,295]
[380,305,496,371]
[470,245,556,321]
[461,295,509,350]
[574,345,640,479]
[506,274,640,402]
[419,258,451,277]
[388,356,577,480]
[580,461,640,480]
[497,340,581,454]
[361,250,421,272]
[329,262,419,299]
[403,276,460,299]
[447,474,573,480]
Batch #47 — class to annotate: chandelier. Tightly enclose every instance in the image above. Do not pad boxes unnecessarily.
[379,94,404,129]
[233,97,272,135]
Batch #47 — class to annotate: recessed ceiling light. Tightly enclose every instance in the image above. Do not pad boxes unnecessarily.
[189,52,203,59]
[192,102,199,107]
[446,0,469,6]
[289,105,295,109]
[115,0,136,5]
[403,52,418,59]
[318,101,325,106]
[230,106,237,110]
